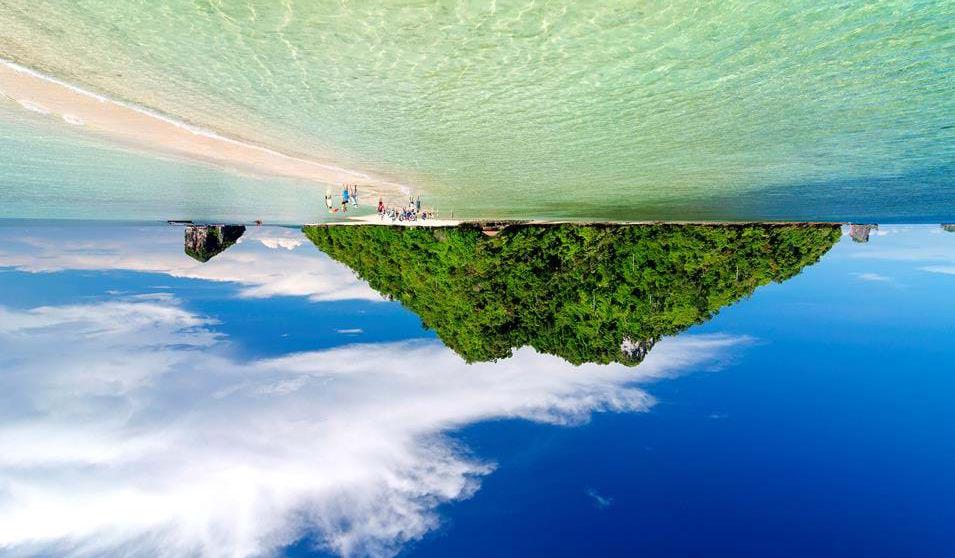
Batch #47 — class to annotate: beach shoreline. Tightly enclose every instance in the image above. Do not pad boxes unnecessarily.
[310,216,846,229]
[338,213,463,227]
[0,58,412,204]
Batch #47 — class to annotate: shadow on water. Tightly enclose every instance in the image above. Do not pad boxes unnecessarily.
[303,223,842,366]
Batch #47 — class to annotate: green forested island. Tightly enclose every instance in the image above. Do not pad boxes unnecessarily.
[304,223,841,366]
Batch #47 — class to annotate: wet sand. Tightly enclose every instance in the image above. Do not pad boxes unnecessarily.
[0,59,410,204]
[340,213,462,227]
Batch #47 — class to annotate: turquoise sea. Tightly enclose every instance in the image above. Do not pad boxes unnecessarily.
[0,105,333,224]
[0,1,953,220]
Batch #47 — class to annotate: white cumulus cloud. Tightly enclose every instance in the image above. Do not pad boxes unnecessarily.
[850,272,893,283]
[0,225,381,302]
[920,265,955,276]
[0,298,747,558]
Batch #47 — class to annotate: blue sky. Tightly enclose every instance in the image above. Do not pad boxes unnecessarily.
[409,225,955,557]
[0,224,952,557]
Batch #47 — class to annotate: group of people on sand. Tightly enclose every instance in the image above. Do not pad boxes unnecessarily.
[325,184,359,213]
[325,184,437,222]
[377,194,435,222]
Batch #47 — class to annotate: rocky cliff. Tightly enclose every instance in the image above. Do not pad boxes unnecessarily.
[849,224,878,243]
[184,225,246,262]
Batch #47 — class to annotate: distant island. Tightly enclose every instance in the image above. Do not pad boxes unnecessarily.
[304,223,841,366]
[184,225,246,262]
[849,224,878,243]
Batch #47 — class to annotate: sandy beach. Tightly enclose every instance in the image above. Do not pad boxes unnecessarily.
[341,213,462,227]
[0,59,411,204]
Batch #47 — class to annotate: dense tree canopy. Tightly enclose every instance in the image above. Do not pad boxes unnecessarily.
[304,224,840,366]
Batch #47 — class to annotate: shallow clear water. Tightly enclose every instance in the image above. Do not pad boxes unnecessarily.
[1,1,952,220]
[0,106,344,223]
[0,222,953,556]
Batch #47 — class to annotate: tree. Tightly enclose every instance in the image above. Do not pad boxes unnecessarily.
[304,223,840,365]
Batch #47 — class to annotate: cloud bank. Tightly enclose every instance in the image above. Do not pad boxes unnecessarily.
[0,226,381,302]
[0,297,745,558]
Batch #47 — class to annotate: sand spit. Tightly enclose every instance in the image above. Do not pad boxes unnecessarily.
[311,217,844,229]
[338,213,463,227]
[0,58,410,202]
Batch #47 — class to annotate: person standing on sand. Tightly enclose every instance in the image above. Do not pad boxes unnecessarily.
[351,184,359,207]
[341,185,349,212]
[325,190,334,212]
[377,197,385,217]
